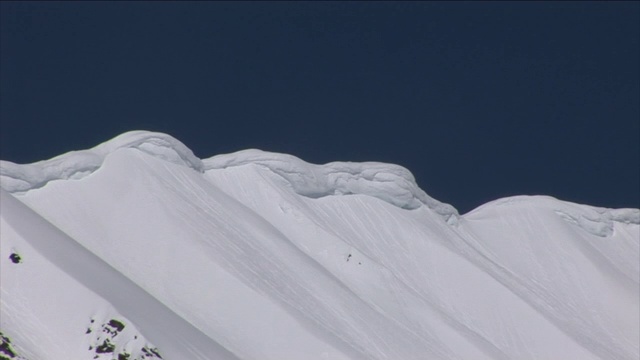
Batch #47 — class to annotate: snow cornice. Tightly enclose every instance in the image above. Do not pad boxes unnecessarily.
[0,131,203,192]
[0,131,459,222]
[2,130,637,227]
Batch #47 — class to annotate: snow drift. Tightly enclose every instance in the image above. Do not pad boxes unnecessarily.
[1,131,638,360]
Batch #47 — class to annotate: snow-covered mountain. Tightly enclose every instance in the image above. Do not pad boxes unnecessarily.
[1,131,638,360]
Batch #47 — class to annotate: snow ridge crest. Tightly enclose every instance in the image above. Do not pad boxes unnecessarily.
[0,131,458,220]
[0,131,203,193]
[203,149,459,221]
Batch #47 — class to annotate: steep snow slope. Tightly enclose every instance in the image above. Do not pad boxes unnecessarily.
[0,189,239,360]
[1,131,638,360]
[203,160,638,360]
[460,197,639,359]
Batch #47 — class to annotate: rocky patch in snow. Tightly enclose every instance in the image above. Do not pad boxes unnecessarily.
[86,317,162,360]
[8,252,20,264]
[0,332,26,360]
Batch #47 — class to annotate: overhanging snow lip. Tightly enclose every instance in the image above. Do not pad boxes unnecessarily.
[0,130,203,193]
[203,148,459,221]
[463,194,640,230]
[0,131,459,221]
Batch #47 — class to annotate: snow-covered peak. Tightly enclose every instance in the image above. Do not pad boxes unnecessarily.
[0,131,457,220]
[0,131,202,193]
[466,195,640,236]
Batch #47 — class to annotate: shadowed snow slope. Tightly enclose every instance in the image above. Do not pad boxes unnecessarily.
[1,131,638,360]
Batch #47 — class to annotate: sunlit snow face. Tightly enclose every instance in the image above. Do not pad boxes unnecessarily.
[1,130,638,360]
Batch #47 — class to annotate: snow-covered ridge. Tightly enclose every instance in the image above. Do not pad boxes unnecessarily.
[3,131,639,360]
[0,131,203,192]
[468,195,640,235]
[0,131,458,220]
[203,149,458,220]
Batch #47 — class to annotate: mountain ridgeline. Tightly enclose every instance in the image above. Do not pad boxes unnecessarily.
[1,131,638,360]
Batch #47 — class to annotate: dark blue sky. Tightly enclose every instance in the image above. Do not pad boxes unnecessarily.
[1,2,638,213]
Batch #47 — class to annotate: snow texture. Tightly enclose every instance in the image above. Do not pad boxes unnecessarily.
[1,131,456,221]
[0,131,203,193]
[203,149,458,221]
[1,130,638,360]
